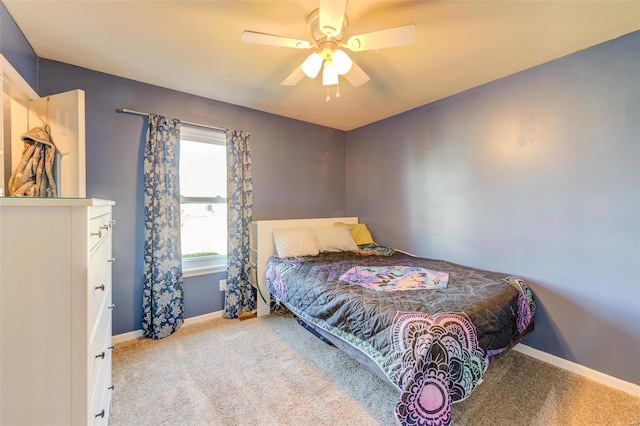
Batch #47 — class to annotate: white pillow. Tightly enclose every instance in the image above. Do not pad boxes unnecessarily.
[314,226,358,253]
[272,227,320,258]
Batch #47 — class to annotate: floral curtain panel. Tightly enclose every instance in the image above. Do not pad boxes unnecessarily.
[142,113,185,339]
[224,130,256,318]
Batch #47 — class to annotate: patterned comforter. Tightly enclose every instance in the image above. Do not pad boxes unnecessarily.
[265,250,535,426]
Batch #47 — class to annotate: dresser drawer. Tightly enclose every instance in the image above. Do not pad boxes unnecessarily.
[93,362,112,426]
[89,304,112,390]
[89,207,113,252]
[89,341,112,426]
[88,235,112,331]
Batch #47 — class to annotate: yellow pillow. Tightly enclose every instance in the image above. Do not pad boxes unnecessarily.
[333,222,374,245]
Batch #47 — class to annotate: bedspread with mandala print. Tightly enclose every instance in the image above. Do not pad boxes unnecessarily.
[266,251,535,426]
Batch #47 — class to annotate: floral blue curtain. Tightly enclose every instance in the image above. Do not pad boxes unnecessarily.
[142,113,184,339]
[224,130,256,318]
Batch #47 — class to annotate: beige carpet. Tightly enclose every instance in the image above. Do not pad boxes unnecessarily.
[110,314,639,426]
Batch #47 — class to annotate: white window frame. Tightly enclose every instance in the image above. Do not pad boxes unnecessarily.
[179,125,227,277]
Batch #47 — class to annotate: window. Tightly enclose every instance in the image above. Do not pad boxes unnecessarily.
[179,125,227,276]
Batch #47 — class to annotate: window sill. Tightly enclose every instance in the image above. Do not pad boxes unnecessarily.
[182,255,227,278]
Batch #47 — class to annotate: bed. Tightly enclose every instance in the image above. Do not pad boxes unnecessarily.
[249,218,535,426]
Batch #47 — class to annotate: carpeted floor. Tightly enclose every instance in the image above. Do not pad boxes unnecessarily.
[110,313,639,426]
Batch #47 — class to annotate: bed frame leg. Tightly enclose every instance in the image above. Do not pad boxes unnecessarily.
[256,283,271,317]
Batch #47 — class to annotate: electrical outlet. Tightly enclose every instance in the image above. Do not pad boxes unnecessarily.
[219,279,226,292]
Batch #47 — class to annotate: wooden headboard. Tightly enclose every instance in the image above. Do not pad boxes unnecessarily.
[249,217,358,316]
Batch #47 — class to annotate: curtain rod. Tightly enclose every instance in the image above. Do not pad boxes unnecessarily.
[119,107,226,132]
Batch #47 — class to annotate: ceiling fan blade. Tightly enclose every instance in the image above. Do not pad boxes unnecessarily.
[319,0,347,38]
[281,66,306,86]
[346,24,416,52]
[343,61,369,87]
[241,31,311,49]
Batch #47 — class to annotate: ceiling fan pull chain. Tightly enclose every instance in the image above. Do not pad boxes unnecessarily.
[326,86,330,102]
[336,81,340,98]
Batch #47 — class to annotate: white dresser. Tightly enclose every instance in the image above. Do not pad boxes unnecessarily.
[0,198,115,425]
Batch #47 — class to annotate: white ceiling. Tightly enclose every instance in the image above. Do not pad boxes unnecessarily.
[4,1,639,131]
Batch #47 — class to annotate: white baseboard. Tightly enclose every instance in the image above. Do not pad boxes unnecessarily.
[183,310,224,326]
[111,310,224,344]
[112,329,144,344]
[514,343,640,397]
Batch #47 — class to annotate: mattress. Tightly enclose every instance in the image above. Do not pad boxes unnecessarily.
[266,249,535,426]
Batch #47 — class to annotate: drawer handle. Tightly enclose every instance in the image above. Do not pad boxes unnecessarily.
[95,351,105,359]
[95,283,105,291]
[108,344,115,351]
[100,224,109,231]
[95,409,105,418]
[109,219,117,228]
[108,385,115,391]
[91,230,102,238]
[107,258,116,264]
[108,304,116,311]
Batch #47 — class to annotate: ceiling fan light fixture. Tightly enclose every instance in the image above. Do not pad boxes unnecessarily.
[331,49,352,75]
[322,61,339,86]
[301,52,323,78]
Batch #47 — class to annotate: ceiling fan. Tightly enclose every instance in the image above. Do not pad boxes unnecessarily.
[241,0,415,100]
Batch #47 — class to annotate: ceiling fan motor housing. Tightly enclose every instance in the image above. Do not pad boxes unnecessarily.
[307,9,349,44]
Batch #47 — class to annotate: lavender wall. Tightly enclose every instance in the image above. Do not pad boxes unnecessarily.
[0,2,38,187]
[346,32,640,385]
[0,2,37,91]
[38,60,346,334]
